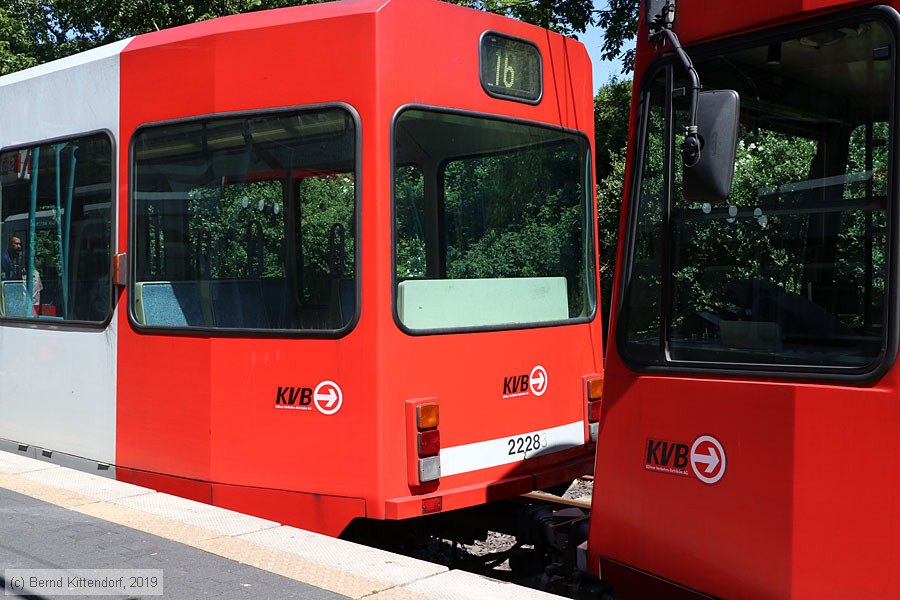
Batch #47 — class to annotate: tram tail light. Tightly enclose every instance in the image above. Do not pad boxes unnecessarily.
[585,376,603,443]
[418,456,441,482]
[418,429,441,456]
[407,400,441,486]
[587,378,603,402]
[589,399,603,422]
[417,403,439,429]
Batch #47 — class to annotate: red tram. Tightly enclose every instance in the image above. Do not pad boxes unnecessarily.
[590,0,900,598]
[0,0,601,537]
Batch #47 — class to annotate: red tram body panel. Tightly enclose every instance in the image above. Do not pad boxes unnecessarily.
[0,0,600,538]
[592,0,900,598]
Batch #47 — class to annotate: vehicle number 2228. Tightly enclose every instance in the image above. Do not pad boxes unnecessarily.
[507,432,549,456]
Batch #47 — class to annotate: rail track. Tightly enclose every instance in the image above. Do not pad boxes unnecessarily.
[341,476,607,599]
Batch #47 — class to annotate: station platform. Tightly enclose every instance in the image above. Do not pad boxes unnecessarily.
[0,450,561,600]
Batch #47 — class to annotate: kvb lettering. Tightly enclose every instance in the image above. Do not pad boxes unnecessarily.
[275,386,313,409]
[503,375,530,396]
[645,438,690,475]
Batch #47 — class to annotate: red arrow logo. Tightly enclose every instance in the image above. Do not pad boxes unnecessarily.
[529,365,548,396]
[313,380,343,415]
[690,436,726,484]
[693,446,720,474]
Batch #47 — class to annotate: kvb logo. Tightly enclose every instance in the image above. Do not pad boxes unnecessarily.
[644,438,691,477]
[502,365,549,399]
[276,380,344,415]
[275,387,313,410]
[645,434,726,484]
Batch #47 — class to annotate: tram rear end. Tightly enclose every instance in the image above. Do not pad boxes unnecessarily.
[113,0,602,536]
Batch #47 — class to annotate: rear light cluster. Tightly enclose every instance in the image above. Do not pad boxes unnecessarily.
[416,403,441,483]
[586,378,603,443]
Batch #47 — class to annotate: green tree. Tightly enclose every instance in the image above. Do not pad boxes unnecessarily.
[594,0,639,72]
[594,77,631,181]
[594,78,631,339]
[0,6,38,73]
[596,147,625,339]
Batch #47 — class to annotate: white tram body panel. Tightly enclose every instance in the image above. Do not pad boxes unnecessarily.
[0,41,129,466]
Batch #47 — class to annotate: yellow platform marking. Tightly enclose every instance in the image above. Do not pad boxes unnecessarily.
[0,471,430,599]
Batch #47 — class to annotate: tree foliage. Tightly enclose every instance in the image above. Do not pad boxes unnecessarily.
[594,78,631,337]
[0,6,38,73]
[596,145,626,337]
[594,0,638,72]
[594,77,632,181]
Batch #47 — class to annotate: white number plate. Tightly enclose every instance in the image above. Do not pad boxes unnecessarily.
[439,421,584,477]
[506,432,549,457]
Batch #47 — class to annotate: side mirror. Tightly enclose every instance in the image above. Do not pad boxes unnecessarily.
[683,89,740,202]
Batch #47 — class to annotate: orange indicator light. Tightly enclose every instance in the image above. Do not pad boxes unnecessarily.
[587,378,603,401]
[417,403,439,429]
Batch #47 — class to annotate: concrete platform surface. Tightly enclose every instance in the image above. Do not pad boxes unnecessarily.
[0,450,563,600]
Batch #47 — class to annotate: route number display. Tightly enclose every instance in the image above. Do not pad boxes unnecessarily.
[480,32,542,103]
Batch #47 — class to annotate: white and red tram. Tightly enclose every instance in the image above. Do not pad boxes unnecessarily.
[0,0,602,536]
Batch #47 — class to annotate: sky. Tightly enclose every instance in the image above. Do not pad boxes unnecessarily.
[580,2,637,91]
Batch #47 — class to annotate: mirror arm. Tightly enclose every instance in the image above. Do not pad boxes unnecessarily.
[653,27,702,167]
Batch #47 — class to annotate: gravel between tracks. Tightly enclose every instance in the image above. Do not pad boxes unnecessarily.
[461,477,593,568]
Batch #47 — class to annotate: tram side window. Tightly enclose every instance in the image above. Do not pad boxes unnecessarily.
[132,108,357,332]
[0,135,113,322]
[393,110,596,331]
[620,82,665,361]
[620,17,892,372]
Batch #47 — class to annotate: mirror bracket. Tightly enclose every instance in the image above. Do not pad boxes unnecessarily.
[646,0,676,38]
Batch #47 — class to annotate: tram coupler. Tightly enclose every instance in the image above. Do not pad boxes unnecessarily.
[514,505,587,575]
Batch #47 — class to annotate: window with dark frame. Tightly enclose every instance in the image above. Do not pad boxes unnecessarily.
[131,108,357,332]
[620,16,893,373]
[0,134,113,323]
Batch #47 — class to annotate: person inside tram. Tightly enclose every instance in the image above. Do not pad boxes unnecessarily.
[1,236,22,279]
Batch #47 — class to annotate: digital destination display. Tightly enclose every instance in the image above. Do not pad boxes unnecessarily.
[480,33,542,103]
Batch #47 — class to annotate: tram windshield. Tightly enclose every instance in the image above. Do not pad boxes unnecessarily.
[131,107,356,332]
[621,16,893,372]
[393,110,596,331]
